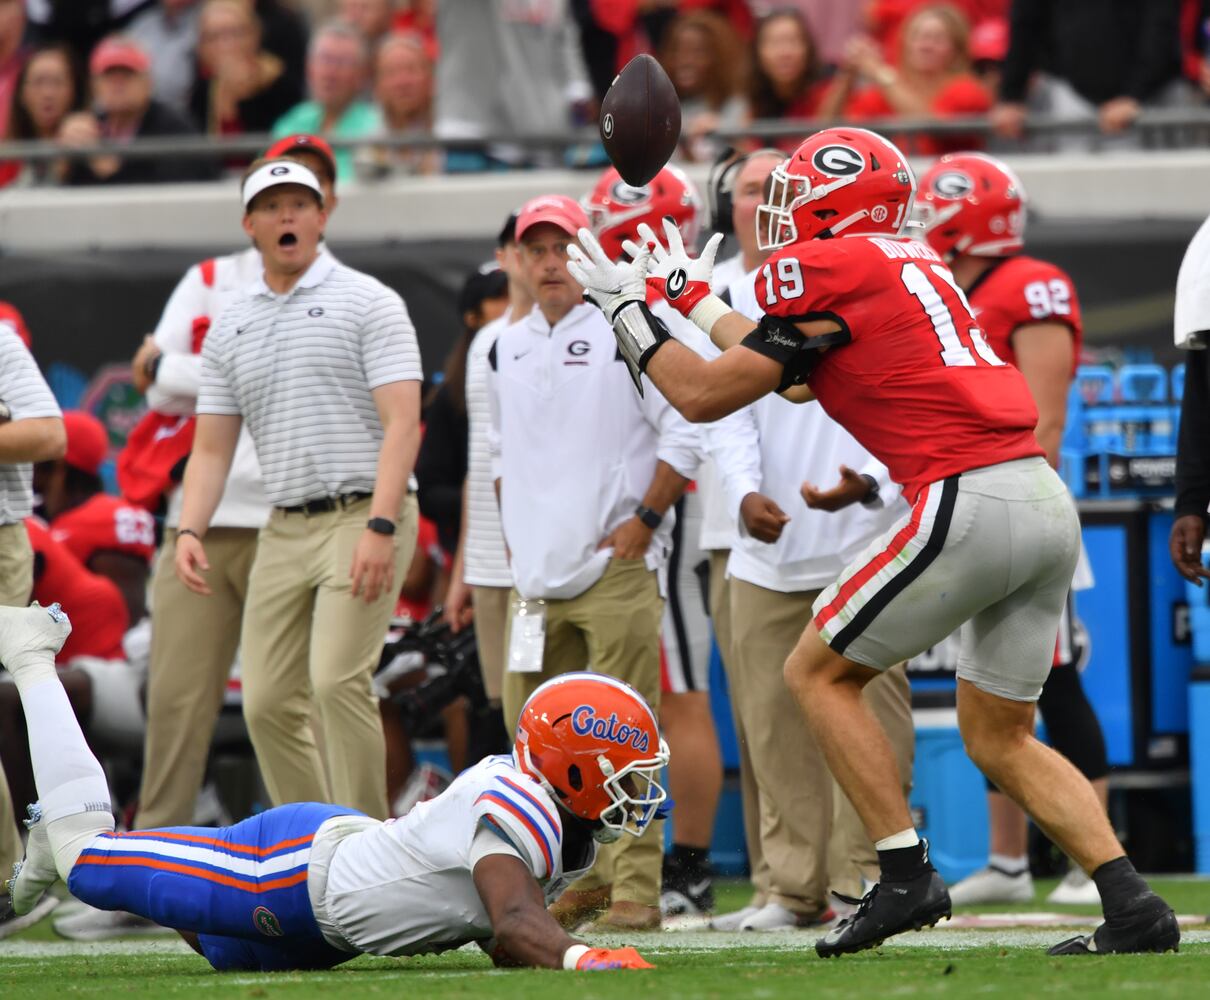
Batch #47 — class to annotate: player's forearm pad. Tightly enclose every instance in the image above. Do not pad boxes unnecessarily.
[613,301,672,374]
[740,315,849,393]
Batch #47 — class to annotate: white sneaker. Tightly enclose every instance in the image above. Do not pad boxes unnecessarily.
[739,901,834,931]
[0,603,71,675]
[1047,867,1101,905]
[948,866,1034,906]
[8,803,59,914]
[709,904,761,931]
[52,904,172,941]
[0,894,58,940]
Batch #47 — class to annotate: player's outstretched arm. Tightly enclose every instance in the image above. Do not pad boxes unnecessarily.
[473,854,653,970]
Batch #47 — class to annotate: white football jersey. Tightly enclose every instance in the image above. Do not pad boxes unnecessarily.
[319,755,595,958]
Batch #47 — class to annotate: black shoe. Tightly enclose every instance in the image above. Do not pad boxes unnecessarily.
[815,869,951,958]
[660,856,715,917]
[1048,893,1180,955]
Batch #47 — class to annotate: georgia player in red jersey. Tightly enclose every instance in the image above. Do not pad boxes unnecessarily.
[33,411,155,624]
[567,127,1177,958]
[915,152,1109,908]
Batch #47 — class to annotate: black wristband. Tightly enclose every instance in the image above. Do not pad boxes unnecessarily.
[144,353,162,383]
[635,505,663,529]
[367,516,396,536]
[177,528,201,541]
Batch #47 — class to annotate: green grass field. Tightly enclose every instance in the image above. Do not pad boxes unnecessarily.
[2,879,1207,1000]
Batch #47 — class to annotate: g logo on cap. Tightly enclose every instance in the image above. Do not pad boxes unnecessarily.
[811,145,865,177]
[602,113,614,139]
[666,268,688,299]
[270,165,290,176]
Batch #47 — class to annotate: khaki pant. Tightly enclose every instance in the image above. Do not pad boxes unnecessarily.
[136,527,258,830]
[471,584,510,704]
[502,558,664,907]
[241,495,417,820]
[0,522,32,873]
[727,580,913,914]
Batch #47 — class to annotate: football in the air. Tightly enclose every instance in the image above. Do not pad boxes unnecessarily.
[599,53,682,187]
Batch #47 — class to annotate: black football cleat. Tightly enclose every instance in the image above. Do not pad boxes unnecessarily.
[1048,894,1180,956]
[815,869,951,958]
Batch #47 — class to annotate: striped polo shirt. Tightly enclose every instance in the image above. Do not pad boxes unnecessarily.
[462,314,511,588]
[197,251,423,507]
[0,323,62,524]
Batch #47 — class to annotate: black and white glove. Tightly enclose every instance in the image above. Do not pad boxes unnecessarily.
[568,228,669,395]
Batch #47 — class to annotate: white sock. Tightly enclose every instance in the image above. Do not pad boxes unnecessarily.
[989,852,1029,875]
[19,680,111,821]
[875,828,921,851]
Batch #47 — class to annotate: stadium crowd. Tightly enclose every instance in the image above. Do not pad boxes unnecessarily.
[0,0,1208,185]
[0,0,1200,961]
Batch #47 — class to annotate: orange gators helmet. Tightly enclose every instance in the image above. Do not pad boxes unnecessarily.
[514,672,669,843]
[756,127,916,251]
[584,165,702,262]
[915,152,1026,261]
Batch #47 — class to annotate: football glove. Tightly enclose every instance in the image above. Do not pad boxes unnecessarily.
[567,228,651,321]
[575,946,655,971]
[623,218,724,322]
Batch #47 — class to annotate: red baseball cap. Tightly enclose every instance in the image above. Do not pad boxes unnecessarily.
[0,302,31,349]
[263,134,338,185]
[62,411,109,476]
[970,18,1008,63]
[515,195,589,240]
[90,36,151,76]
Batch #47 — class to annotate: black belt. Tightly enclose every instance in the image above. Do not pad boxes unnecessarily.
[277,492,373,516]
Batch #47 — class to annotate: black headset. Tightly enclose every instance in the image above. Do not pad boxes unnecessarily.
[706,146,786,237]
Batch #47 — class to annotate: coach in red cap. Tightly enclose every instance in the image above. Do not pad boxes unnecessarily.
[486,194,701,932]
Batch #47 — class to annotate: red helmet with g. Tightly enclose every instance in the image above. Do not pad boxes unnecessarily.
[514,672,668,843]
[583,165,702,261]
[756,127,916,251]
[915,152,1026,261]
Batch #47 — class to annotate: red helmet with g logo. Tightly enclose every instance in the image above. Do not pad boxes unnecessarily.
[756,127,916,251]
[514,672,668,842]
[584,165,702,261]
[915,152,1026,261]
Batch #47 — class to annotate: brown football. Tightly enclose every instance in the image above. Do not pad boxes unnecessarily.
[599,53,682,187]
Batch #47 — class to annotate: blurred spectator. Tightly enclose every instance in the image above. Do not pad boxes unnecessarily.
[251,0,308,91]
[969,15,1007,96]
[0,43,86,188]
[272,20,381,180]
[746,1,861,67]
[357,31,436,176]
[338,0,394,48]
[415,266,509,558]
[190,0,302,139]
[863,0,1008,60]
[822,4,990,153]
[660,10,746,161]
[126,0,201,118]
[434,0,592,163]
[0,0,27,140]
[746,7,831,131]
[60,35,217,185]
[991,0,1187,148]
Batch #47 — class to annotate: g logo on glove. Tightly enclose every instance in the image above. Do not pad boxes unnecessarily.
[665,268,688,299]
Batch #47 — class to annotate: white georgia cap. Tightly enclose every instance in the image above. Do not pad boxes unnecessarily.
[242,159,323,209]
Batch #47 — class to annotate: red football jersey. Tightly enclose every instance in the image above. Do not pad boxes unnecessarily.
[966,255,1083,374]
[757,236,1043,502]
[26,518,129,663]
[50,494,157,566]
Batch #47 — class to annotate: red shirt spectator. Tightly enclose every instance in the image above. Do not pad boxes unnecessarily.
[865,0,1008,59]
[26,517,129,664]
[0,43,87,188]
[746,7,833,148]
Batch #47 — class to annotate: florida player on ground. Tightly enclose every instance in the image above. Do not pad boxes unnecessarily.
[915,152,1110,907]
[3,602,661,972]
[566,126,1178,957]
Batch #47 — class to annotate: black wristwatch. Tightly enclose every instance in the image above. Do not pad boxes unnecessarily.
[859,474,881,507]
[634,505,663,530]
[366,517,396,536]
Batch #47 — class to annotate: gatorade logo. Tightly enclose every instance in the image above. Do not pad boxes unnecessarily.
[666,268,688,299]
[811,145,864,177]
[253,906,284,937]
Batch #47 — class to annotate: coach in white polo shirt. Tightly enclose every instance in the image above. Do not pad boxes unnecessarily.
[175,159,422,820]
[487,195,700,931]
